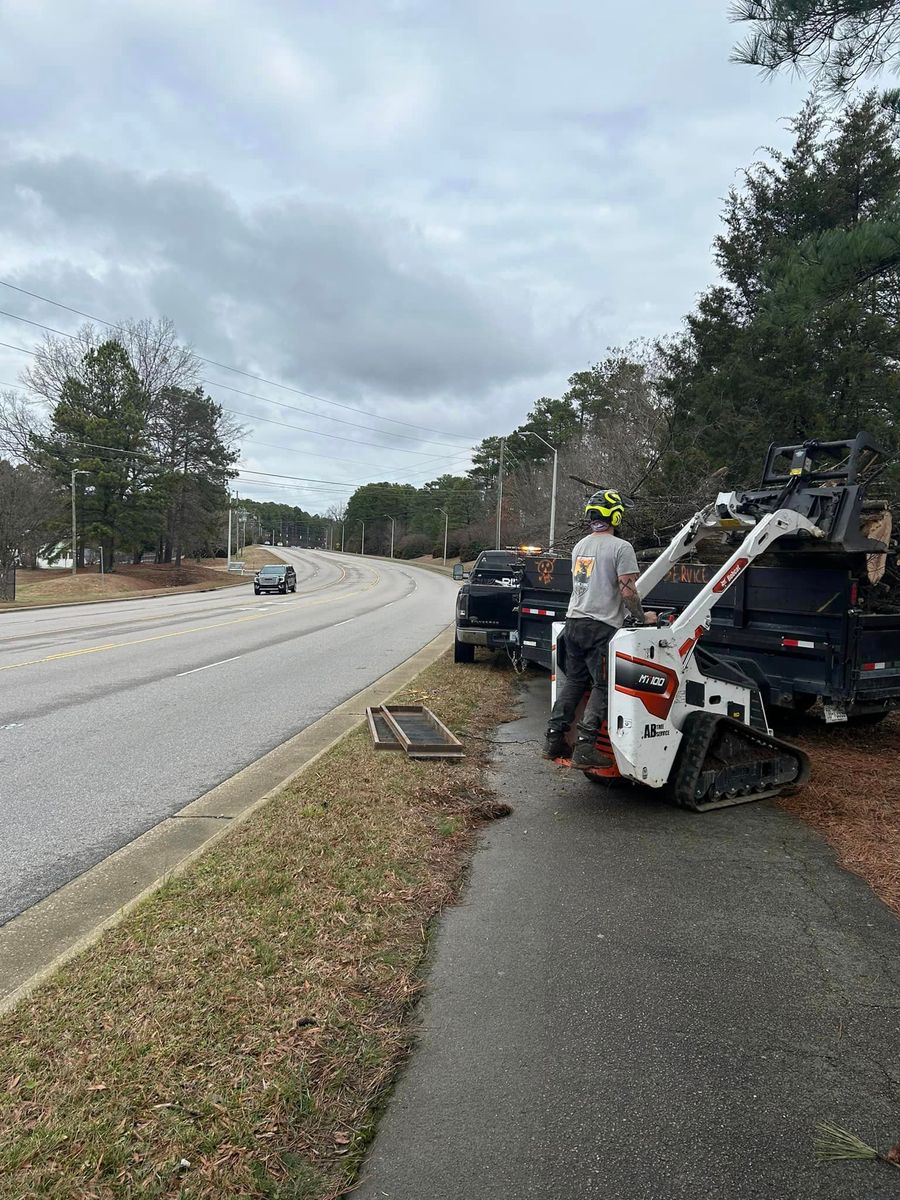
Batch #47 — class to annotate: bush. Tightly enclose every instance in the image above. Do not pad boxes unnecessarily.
[396,533,432,559]
[458,539,488,563]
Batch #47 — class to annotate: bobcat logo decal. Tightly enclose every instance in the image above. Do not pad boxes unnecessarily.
[537,557,555,586]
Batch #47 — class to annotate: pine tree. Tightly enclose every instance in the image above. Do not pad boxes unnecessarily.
[660,93,900,485]
[32,341,156,569]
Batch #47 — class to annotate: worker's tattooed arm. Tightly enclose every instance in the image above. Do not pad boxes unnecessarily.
[618,573,646,624]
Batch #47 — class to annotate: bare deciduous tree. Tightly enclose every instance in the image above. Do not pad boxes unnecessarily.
[22,317,198,407]
[0,389,44,462]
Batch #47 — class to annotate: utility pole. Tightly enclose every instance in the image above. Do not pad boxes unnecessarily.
[360,520,366,556]
[495,437,505,549]
[438,507,449,567]
[227,504,233,571]
[70,469,88,575]
[383,515,395,558]
[523,431,558,549]
[340,523,345,552]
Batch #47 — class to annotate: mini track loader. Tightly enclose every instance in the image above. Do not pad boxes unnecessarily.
[550,434,892,811]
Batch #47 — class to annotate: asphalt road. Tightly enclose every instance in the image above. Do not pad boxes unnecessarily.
[357,676,900,1200]
[0,550,456,925]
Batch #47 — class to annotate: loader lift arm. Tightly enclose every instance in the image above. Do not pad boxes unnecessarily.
[598,499,822,809]
[635,498,824,647]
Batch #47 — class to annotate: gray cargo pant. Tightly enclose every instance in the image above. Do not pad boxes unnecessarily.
[548,617,616,741]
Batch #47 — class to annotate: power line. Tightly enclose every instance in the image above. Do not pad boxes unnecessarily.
[205,375,464,449]
[0,375,471,478]
[0,322,467,462]
[236,467,484,493]
[0,279,474,441]
[223,404,462,457]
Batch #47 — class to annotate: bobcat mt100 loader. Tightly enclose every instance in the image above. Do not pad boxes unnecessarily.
[550,435,891,811]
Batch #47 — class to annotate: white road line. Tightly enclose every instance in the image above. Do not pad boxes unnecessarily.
[176,655,243,678]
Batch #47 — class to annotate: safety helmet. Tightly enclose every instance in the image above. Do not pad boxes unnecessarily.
[584,489,631,528]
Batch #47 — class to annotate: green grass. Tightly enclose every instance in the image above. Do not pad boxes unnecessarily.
[0,653,516,1199]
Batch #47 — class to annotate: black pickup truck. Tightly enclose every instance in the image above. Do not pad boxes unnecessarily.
[510,548,900,722]
[453,550,520,663]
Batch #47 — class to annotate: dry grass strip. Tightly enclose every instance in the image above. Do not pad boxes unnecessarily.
[0,653,517,1200]
[780,714,900,917]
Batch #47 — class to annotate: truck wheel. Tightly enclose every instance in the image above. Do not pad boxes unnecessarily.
[454,636,476,664]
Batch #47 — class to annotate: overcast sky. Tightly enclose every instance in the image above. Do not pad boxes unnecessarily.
[0,0,810,511]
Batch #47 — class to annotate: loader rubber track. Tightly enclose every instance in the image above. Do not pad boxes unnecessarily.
[669,711,810,812]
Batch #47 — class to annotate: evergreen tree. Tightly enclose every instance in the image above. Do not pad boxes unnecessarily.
[732,2,900,93]
[32,341,156,569]
[659,93,900,486]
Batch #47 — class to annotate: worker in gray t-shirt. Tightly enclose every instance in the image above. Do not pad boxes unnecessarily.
[545,490,656,770]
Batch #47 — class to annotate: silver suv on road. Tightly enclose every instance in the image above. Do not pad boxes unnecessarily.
[254,564,297,595]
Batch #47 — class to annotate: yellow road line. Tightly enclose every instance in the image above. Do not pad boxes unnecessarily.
[0,563,382,676]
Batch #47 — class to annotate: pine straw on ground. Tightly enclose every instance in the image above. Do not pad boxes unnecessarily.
[0,653,517,1200]
[779,714,900,917]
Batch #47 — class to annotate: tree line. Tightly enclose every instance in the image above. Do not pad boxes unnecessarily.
[0,319,239,578]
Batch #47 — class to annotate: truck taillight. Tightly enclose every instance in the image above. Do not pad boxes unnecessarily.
[457,594,468,619]
[850,582,858,605]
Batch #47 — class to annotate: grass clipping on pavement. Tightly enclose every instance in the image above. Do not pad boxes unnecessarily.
[0,653,517,1200]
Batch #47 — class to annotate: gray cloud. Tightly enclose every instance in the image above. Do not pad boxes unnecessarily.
[2,154,541,403]
[0,0,811,507]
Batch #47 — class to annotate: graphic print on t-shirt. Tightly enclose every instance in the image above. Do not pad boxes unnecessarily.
[573,556,595,591]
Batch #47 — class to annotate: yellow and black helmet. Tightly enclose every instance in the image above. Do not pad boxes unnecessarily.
[584,489,631,528]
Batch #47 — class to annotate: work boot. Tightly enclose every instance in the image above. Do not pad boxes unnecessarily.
[543,731,567,760]
[571,739,612,770]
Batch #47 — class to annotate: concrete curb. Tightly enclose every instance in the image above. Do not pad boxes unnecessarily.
[0,625,454,1014]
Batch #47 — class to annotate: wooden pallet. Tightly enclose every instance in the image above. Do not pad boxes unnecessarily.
[365,704,464,759]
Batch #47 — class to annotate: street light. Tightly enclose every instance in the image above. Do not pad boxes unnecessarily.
[70,469,88,576]
[523,431,558,549]
[495,437,505,549]
[382,515,395,558]
[438,507,449,567]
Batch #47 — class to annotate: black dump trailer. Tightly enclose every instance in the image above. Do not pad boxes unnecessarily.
[646,559,900,721]
[512,435,900,722]
[513,547,900,721]
[517,554,572,669]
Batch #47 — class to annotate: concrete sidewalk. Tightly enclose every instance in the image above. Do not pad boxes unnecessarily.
[355,676,900,1199]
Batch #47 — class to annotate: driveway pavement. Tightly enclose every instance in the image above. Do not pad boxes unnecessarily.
[356,675,900,1199]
